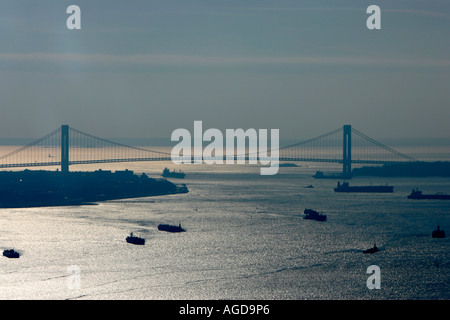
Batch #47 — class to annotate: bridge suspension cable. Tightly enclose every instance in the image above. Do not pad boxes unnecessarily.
[67,127,171,165]
[277,127,343,162]
[0,127,62,168]
[351,128,416,162]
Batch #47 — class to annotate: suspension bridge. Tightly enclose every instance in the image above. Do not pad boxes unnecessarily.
[0,125,416,177]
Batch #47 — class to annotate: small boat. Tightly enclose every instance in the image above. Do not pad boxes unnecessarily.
[303,209,326,222]
[432,226,446,238]
[126,232,145,245]
[158,224,186,233]
[3,249,20,258]
[304,185,314,189]
[363,244,379,254]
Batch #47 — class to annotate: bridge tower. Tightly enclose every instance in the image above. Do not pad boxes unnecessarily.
[342,125,351,178]
[61,125,69,172]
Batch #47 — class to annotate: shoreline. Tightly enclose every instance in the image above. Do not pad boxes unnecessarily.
[0,169,188,208]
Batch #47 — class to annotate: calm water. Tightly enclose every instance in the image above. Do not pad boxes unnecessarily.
[0,147,449,300]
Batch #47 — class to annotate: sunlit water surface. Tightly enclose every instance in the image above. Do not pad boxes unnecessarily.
[0,148,449,300]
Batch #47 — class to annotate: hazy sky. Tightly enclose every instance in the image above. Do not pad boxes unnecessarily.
[0,0,448,142]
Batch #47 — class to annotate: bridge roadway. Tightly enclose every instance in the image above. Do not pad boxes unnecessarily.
[0,157,408,169]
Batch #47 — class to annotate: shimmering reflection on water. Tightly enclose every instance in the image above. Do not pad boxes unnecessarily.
[0,162,449,300]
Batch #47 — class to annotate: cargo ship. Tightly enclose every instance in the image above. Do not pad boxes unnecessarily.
[313,171,347,179]
[158,223,186,233]
[407,189,450,200]
[162,168,185,179]
[334,181,394,193]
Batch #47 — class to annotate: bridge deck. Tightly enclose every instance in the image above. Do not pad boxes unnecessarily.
[0,157,410,169]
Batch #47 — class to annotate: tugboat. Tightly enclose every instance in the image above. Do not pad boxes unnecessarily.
[162,168,185,179]
[175,184,189,193]
[363,244,379,254]
[432,226,446,238]
[3,249,20,258]
[158,223,186,233]
[126,232,145,245]
[303,209,327,222]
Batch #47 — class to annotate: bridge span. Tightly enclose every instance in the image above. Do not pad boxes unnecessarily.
[0,125,416,177]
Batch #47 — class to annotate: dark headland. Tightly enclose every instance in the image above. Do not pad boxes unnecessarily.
[0,169,188,208]
[352,161,450,177]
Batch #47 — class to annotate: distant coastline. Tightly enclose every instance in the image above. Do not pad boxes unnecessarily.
[352,161,450,177]
[0,169,188,208]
